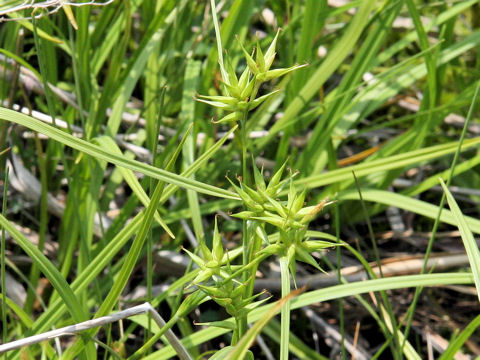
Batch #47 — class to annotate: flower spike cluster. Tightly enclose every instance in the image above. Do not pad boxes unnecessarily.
[183,218,268,320]
[230,161,337,281]
[196,30,306,124]
[230,162,332,232]
[238,31,306,84]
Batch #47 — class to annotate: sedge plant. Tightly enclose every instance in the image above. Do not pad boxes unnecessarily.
[184,23,336,357]
[178,160,337,359]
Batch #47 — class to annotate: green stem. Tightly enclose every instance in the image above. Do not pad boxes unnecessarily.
[244,222,263,301]
[1,167,9,358]
[232,317,243,345]
[279,256,291,360]
[24,135,48,313]
[239,218,249,339]
[239,112,249,185]
[128,315,177,360]
[238,109,250,340]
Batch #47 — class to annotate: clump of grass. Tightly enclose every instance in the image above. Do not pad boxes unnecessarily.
[0,0,480,359]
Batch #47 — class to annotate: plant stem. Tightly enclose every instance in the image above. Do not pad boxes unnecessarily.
[238,109,250,339]
[239,110,249,277]
[232,317,242,345]
[1,166,8,360]
[239,112,249,185]
[279,256,291,360]
[24,134,48,313]
[239,217,249,339]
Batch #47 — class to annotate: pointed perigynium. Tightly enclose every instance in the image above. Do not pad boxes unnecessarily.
[183,218,267,320]
[230,160,337,272]
[196,29,306,124]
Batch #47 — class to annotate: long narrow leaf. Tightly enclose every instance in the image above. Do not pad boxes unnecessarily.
[339,189,480,234]
[440,179,480,302]
[0,215,87,323]
[439,314,480,360]
[258,0,377,145]
[0,107,238,200]
[96,136,174,237]
[294,137,480,190]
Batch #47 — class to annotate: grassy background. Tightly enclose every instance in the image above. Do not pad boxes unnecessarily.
[1,0,480,359]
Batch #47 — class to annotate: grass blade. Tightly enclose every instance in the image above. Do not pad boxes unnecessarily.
[258,0,377,147]
[439,178,480,303]
[0,215,87,323]
[95,135,175,238]
[0,107,238,200]
[339,189,480,234]
[439,314,480,360]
